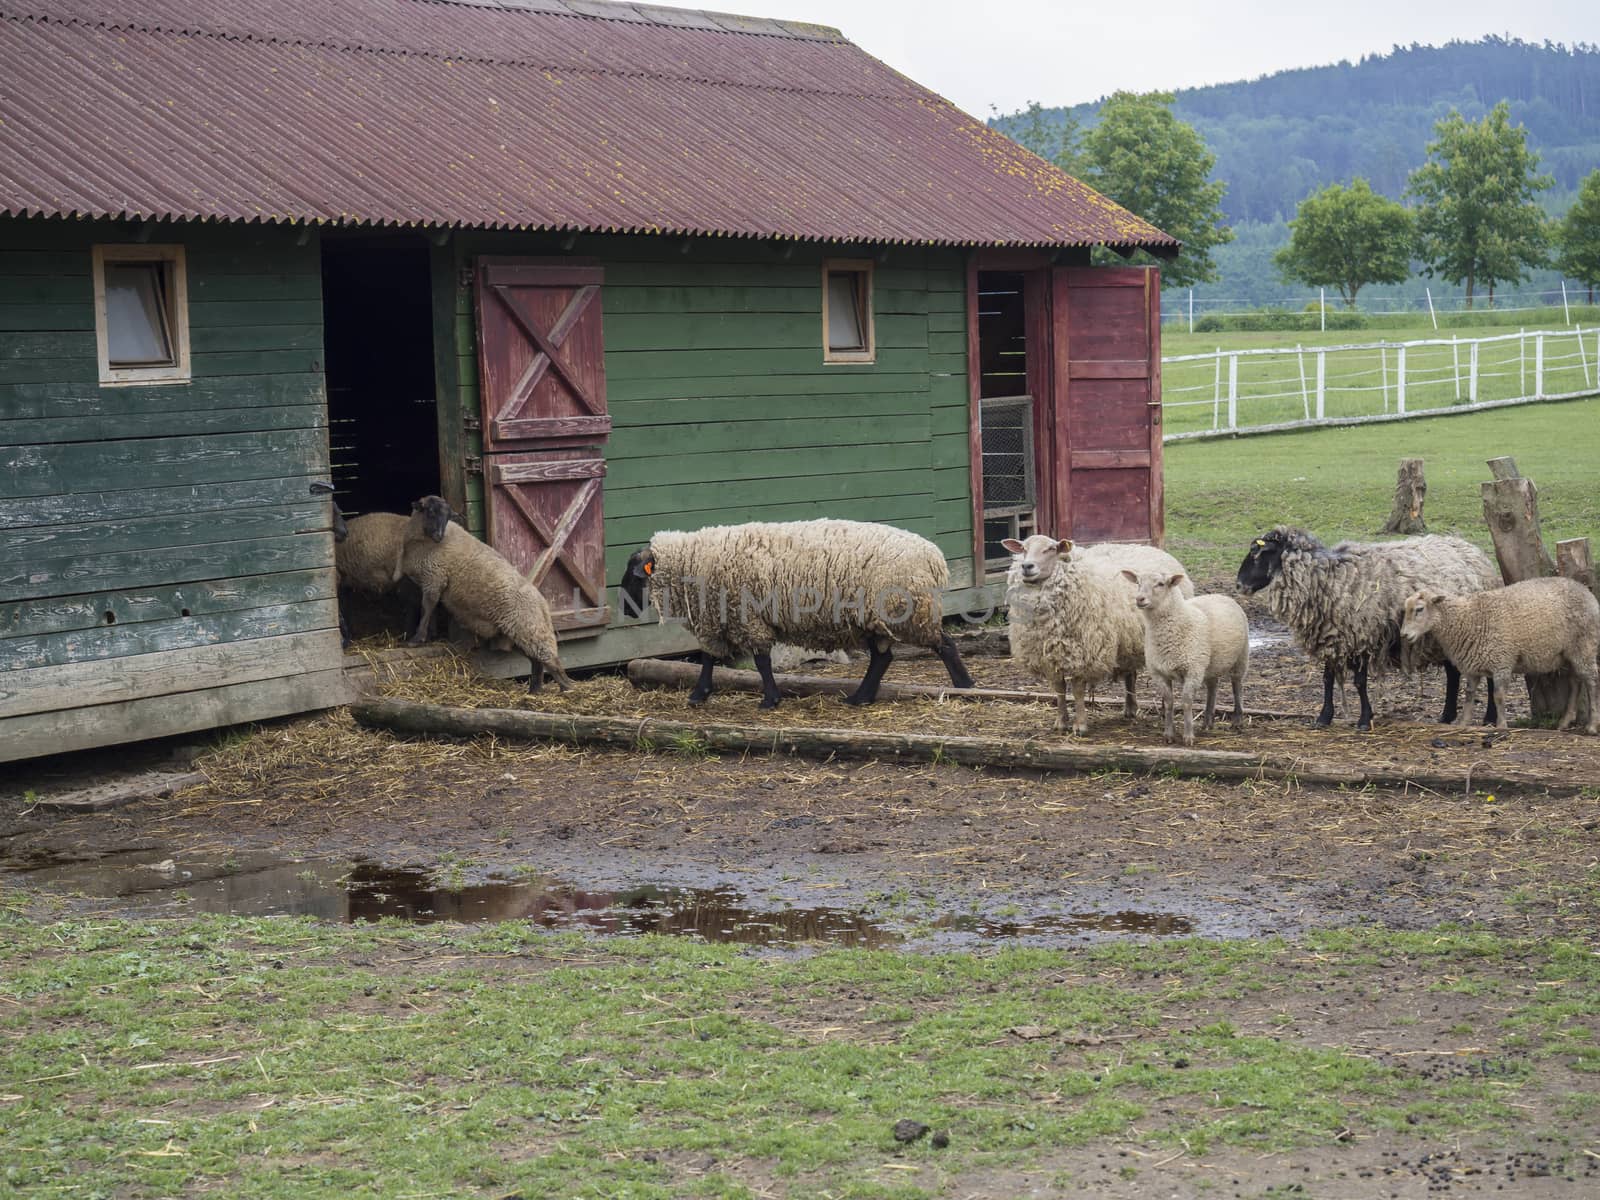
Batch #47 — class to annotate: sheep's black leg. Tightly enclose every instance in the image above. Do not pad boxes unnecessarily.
[687,652,718,706]
[1484,676,1499,726]
[1353,656,1374,731]
[526,659,543,694]
[1315,662,1337,727]
[844,644,894,706]
[1439,660,1461,724]
[753,652,782,710]
[934,635,975,690]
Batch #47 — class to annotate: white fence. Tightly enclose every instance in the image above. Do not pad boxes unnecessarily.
[1161,327,1600,441]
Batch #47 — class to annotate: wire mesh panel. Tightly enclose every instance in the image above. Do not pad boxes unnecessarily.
[980,394,1035,570]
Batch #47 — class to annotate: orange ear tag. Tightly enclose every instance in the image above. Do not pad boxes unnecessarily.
[642,561,653,576]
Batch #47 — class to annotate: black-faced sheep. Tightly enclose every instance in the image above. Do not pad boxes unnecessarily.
[393,496,573,693]
[1401,578,1600,734]
[1235,526,1500,730]
[1002,535,1194,736]
[619,519,974,709]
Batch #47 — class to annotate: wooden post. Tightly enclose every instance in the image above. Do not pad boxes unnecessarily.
[1556,538,1596,597]
[1227,353,1238,429]
[1315,350,1326,419]
[1535,334,1544,397]
[1481,457,1565,721]
[1469,339,1479,402]
[1396,345,1407,414]
[1382,458,1427,534]
[1297,345,1309,420]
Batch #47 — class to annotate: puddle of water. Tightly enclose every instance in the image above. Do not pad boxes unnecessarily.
[6,852,1196,949]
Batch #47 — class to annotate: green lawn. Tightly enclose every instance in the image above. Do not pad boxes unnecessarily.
[4,907,1595,1199]
[1161,321,1600,437]
[1163,394,1600,585]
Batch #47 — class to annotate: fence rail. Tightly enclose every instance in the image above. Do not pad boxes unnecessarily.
[1161,327,1600,441]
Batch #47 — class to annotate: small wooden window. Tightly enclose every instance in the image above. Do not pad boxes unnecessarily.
[822,260,874,363]
[93,244,190,385]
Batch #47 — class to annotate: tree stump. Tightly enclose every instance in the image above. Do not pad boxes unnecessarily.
[1382,458,1428,534]
[1480,458,1571,722]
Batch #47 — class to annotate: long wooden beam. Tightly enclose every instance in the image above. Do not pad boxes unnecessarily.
[349,697,1560,796]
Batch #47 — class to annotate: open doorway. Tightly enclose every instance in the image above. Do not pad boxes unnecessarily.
[322,237,441,640]
[322,238,440,516]
[976,270,1040,572]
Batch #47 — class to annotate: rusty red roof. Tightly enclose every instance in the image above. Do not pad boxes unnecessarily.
[0,0,1178,250]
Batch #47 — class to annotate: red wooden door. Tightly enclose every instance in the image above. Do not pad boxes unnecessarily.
[474,258,610,632]
[1049,266,1164,545]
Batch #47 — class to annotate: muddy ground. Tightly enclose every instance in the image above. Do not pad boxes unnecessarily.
[3,622,1599,1197]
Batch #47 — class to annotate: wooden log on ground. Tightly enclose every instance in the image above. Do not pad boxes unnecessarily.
[624,658,1303,721]
[1382,457,1428,534]
[349,697,1562,796]
[1480,457,1566,720]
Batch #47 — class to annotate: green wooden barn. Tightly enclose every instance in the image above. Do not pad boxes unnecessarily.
[0,0,1177,763]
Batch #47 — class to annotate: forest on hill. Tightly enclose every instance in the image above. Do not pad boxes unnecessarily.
[993,37,1600,311]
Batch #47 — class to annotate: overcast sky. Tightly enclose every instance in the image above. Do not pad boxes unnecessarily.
[723,0,1596,116]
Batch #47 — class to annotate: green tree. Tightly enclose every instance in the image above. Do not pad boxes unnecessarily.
[1406,101,1551,307]
[1080,91,1233,288]
[1556,169,1600,303]
[1273,179,1413,308]
[1008,100,1084,178]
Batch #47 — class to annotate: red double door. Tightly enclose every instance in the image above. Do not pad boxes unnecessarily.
[472,258,610,633]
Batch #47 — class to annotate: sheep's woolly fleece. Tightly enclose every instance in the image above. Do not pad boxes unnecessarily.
[1135,580,1250,696]
[335,512,411,594]
[645,520,948,658]
[1403,576,1600,729]
[1006,542,1193,691]
[398,521,567,681]
[1260,527,1498,672]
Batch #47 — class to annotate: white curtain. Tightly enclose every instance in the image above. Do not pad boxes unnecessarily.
[104,262,172,364]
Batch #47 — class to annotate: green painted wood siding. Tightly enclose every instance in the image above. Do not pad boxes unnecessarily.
[0,217,343,760]
[446,234,973,605]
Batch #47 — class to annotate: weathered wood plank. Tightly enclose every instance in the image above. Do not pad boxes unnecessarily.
[609,390,932,428]
[0,303,94,331]
[603,441,931,492]
[0,628,341,720]
[0,666,350,764]
[186,274,323,303]
[0,567,334,640]
[604,347,930,382]
[0,499,329,560]
[0,372,324,420]
[189,349,323,377]
[603,467,933,519]
[604,491,936,547]
[0,403,325,448]
[2,474,330,530]
[189,323,324,354]
[2,428,327,498]
[1,533,332,602]
[607,371,931,403]
[1,597,339,671]
[606,414,931,461]
[606,312,927,353]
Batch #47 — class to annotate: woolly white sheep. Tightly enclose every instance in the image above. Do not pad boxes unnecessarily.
[1236,526,1499,731]
[393,496,573,693]
[1002,535,1194,736]
[1122,569,1249,746]
[619,519,974,709]
[1400,578,1600,734]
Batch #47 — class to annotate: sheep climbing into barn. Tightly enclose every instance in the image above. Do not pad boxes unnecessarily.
[393,495,573,693]
[1003,534,1194,736]
[309,482,442,649]
[1235,526,1500,731]
[1122,569,1249,746]
[619,519,974,709]
[1401,578,1600,734]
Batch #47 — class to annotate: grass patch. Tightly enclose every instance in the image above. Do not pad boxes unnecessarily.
[1,913,1592,1199]
[1163,394,1600,583]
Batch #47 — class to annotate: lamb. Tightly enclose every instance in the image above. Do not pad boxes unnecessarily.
[393,495,573,693]
[1122,569,1249,746]
[618,519,974,709]
[1400,578,1600,734]
[1002,534,1194,736]
[1236,526,1500,730]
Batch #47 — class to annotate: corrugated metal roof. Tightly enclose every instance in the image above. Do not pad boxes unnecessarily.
[0,0,1179,250]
